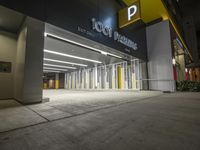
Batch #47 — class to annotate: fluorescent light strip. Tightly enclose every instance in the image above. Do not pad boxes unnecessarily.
[43,67,68,71]
[44,63,76,69]
[44,49,102,64]
[44,32,122,59]
[43,70,60,73]
[108,53,122,59]
[44,58,87,67]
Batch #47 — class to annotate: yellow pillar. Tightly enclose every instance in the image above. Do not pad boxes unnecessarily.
[55,80,59,89]
[43,83,48,89]
[121,67,124,89]
[118,66,121,89]
[55,73,59,89]
[118,65,124,89]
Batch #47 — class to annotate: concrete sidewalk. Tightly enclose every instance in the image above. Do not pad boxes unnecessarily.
[0,90,162,132]
[0,92,200,150]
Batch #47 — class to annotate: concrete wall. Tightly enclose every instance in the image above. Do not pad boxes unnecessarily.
[0,31,17,99]
[146,21,175,92]
[0,17,44,104]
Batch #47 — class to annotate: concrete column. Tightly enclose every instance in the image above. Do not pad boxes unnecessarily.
[105,65,109,89]
[112,65,115,89]
[82,71,84,89]
[86,70,89,89]
[14,17,45,104]
[94,66,98,89]
[146,20,174,92]
[64,73,67,89]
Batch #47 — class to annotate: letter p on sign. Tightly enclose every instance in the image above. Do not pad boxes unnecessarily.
[118,0,141,28]
[128,5,137,21]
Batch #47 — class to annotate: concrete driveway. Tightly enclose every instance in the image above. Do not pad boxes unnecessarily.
[42,90,162,115]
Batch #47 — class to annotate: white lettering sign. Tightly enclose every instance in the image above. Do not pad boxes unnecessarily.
[92,18,112,38]
[128,5,137,21]
[114,32,137,50]
[91,18,138,51]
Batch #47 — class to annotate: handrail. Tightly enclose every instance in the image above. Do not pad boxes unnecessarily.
[140,79,175,81]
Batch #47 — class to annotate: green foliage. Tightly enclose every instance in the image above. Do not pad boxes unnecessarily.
[177,81,200,92]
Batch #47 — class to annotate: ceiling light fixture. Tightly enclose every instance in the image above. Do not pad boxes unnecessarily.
[44,58,88,67]
[44,32,122,59]
[43,67,68,71]
[44,49,102,64]
[43,70,61,73]
[44,63,77,69]
[101,51,108,56]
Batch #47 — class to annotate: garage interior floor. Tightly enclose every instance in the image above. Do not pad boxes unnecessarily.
[0,90,200,150]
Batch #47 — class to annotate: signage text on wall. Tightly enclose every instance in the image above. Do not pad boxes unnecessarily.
[91,18,138,51]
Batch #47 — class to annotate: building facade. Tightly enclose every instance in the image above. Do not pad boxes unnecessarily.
[0,0,191,104]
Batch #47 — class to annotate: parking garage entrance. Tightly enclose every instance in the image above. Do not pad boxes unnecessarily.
[42,24,144,91]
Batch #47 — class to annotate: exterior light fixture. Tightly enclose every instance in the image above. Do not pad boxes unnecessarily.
[101,51,108,55]
[172,58,176,65]
[44,49,102,64]
[44,58,88,67]
[43,70,60,73]
[44,32,122,59]
[43,67,68,71]
[43,63,76,69]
